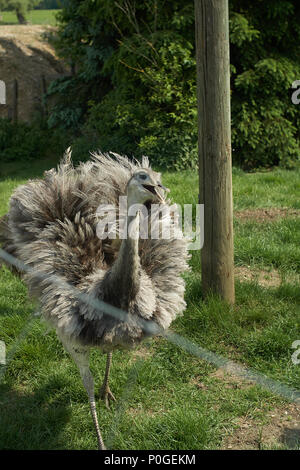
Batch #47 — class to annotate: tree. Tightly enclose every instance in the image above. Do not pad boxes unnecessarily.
[48,0,300,170]
[36,0,65,8]
[0,0,41,24]
[229,0,300,168]
[48,0,197,168]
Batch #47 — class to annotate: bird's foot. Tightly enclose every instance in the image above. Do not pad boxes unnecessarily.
[99,385,116,410]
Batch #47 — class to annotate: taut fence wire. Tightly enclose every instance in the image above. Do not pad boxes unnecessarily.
[0,247,299,436]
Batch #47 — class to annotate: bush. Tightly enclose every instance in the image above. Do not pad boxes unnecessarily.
[47,0,300,170]
[0,118,65,163]
[230,3,300,169]
[85,35,198,170]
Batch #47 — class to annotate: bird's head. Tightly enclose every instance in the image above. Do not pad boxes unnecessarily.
[126,168,169,207]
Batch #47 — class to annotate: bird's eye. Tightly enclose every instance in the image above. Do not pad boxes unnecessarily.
[139,174,147,180]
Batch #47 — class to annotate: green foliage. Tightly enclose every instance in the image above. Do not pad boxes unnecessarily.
[47,77,85,129]
[0,118,65,163]
[230,0,300,168]
[48,0,197,169]
[35,0,64,8]
[85,34,197,169]
[48,0,300,170]
[46,0,116,130]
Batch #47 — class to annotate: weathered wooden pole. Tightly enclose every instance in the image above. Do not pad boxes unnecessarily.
[12,79,18,123]
[195,0,235,304]
[41,74,48,119]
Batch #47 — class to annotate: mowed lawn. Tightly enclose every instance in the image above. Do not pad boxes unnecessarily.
[0,157,299,450]
[0,9,59,26]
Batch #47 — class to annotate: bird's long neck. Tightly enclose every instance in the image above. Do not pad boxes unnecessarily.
[103,209,140,310]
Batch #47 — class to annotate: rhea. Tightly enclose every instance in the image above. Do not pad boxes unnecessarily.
[0,151,189,449]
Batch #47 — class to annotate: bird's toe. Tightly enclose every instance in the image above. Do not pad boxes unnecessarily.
[99,386,116,410]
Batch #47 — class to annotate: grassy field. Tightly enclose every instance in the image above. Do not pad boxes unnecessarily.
[0,9,59,26]
[0,157,299,450]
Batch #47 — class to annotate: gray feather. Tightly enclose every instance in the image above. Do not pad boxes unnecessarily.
[1,151,189,351]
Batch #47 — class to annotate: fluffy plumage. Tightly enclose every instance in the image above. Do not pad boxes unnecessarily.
[2,151,189,349]
[1,151,189,449]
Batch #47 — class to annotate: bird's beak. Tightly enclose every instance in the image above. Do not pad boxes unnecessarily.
[142,182,170,203]
[155,183,170,203]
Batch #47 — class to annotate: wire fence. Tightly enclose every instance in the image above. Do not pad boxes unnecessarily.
[0,246,299,448]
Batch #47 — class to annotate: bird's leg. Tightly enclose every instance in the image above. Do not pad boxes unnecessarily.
[59,335,106,450]
[80,364,106,450]
[99,351,116,409]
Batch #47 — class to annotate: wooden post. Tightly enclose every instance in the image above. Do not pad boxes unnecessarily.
[195,0,235,304]
[12,79,18,123]
[0,80,5,105]
[41,74,48,118]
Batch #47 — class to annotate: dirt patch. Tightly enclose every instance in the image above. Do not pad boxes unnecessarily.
[0,25,69,122]
[223,403,300,450]
[126,406,159,418]
[131,345,152,362]
[235,266,281,287]
[207,367,300,449]
[235,208,300,222]
[235,266,299,288]
[192,370,299,449]
[210,368,254,390]
[190,376,209,391]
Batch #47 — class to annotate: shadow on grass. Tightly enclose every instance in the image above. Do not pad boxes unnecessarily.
[280,427,300,449]
[0,377,71,449]
[0,156,61,182]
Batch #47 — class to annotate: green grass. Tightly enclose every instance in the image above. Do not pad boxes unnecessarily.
[163,164,300,211]
[234,218,300,271]
[0,9,59,26]
[0,158,299,450]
